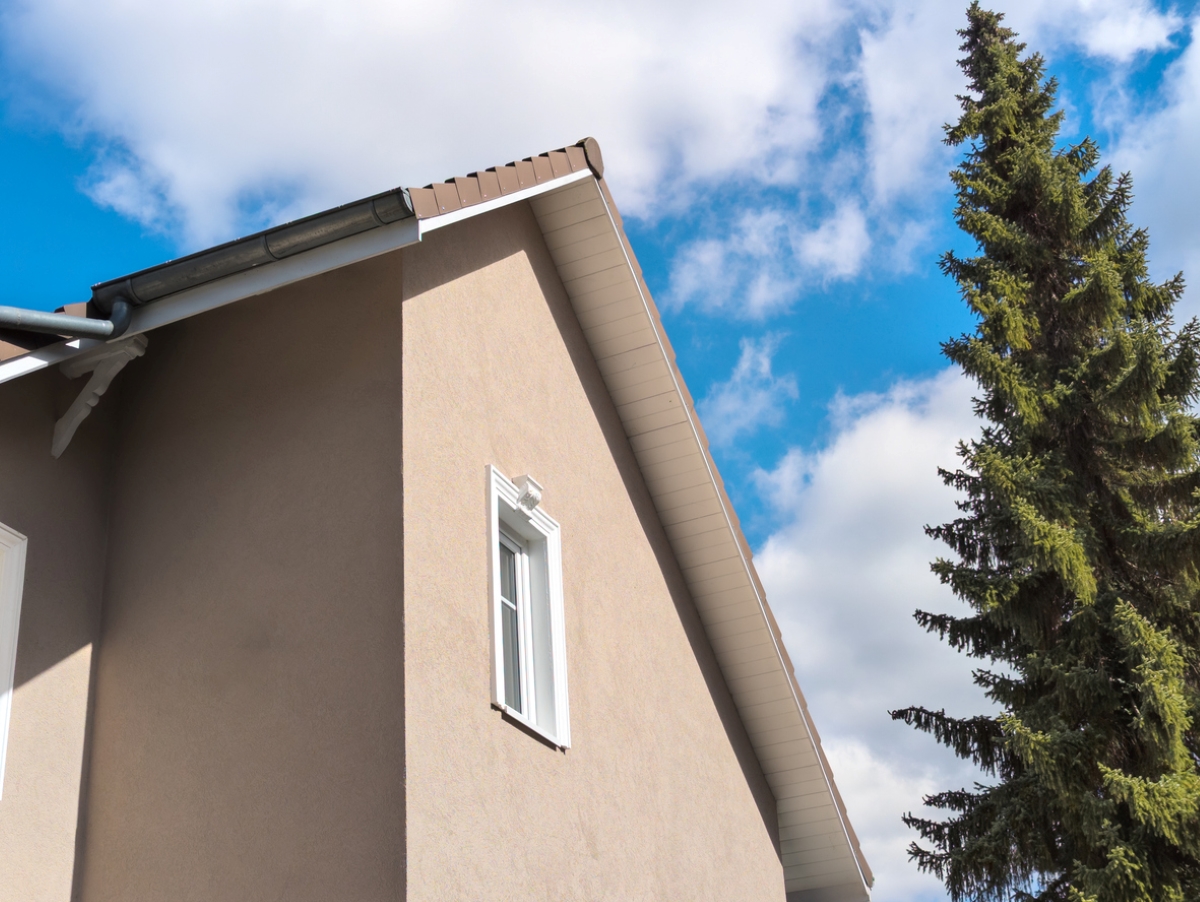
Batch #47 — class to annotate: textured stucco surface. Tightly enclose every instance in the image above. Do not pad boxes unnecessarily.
[0,365,115,902]
[401,202,785,901]
[76,257,406,902]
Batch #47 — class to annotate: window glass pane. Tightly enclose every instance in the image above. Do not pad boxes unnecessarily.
[499,542,522,713]
[502,603,521,713]
[499,542,516,605]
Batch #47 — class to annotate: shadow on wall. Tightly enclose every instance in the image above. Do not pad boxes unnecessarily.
[0,365,117,692]
[0,364,117,900]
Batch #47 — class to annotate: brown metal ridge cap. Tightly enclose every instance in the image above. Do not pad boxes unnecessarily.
[592,171,874,889]
[406,138,601,220]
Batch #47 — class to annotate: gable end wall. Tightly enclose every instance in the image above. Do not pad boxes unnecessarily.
[401,200,784,901]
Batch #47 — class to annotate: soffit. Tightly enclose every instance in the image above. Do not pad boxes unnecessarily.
[522,174,873,902]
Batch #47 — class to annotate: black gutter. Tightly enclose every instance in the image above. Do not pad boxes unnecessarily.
[91,187,414,308]
[0,185,414,348]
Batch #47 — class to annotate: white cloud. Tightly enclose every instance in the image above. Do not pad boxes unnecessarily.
[1053,0,1181,62]
[794,202,870,278]
[665,202,869,316]
[0,0,1186,290]
[854,0,1181,213]
[661,0,1186,318]
[1112,15,1200,319]
[697,333,798,445]
[822,737,956,902]
[857,3,963,207]
[755,368,990,900]
[665,210,796,317]
[0,0,846,247]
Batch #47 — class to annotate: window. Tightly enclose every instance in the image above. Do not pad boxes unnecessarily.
[0,522,27,800]
[488,466,570,749]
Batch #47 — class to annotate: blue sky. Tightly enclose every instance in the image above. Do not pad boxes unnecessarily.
[3,1,1199,899]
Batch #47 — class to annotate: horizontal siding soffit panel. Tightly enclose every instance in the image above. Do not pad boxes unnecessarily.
[589,310,666,348]
[532,174,869,894]
[717,650,794,684]
[569,282,645,318]
[783,861,863,886]
[632,444,705,477]
[664,517,733,547]
[543,214,618,251]
[781,816,855,843]
[637,447,713,481]
[629,419,698,453]
[661,513,732,544]
[588,328,660,362]
[727,667,808,698]
[689,587,765,619]
[554,245,631,282]
[764,763,830,790]
[550,230,624,265]
[781,843,860,867]
[674,544,741,576]
[780,829,853,853]
[681,553,748,586]
[655,480,721,514]
[602,360,676,398]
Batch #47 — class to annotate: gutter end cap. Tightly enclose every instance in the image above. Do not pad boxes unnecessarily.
[577,137,604,178]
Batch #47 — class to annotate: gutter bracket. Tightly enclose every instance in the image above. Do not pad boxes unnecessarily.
[52,335,148,459]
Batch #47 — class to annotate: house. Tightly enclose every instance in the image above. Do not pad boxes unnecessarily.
[0,139,873,901]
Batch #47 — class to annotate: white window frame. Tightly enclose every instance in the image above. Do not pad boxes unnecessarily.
[487,466,570,749]
[0,522,27,801]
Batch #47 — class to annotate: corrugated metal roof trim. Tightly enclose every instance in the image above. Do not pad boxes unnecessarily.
[408,143,592,219]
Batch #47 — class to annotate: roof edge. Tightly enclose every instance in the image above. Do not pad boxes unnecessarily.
[584,169,874,891]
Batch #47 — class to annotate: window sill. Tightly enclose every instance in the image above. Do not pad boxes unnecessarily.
[492,702,567,752]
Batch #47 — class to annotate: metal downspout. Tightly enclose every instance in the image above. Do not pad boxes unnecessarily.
[0,297,133,343]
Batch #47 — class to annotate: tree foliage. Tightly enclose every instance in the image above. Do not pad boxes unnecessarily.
[891,6,1200,902]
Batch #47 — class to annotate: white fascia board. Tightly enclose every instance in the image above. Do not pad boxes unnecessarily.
[417,168,592,237]
[0,170,591,388]
[0,339,105,386]
[0,215,421,386]
[127,215,420,336]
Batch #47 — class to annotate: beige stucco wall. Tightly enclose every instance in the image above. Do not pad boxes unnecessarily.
[402,202,784,900]
[0,366,116,902]
[76,257,407,901]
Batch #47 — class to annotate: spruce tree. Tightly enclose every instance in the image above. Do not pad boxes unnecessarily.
[891,6,1200,902]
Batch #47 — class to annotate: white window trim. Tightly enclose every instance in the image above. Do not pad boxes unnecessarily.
[487,466,570,749]
[0,522,27,801]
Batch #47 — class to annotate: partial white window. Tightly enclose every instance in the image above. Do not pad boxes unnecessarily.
[0,522,27,800]
[488,466,570,749]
